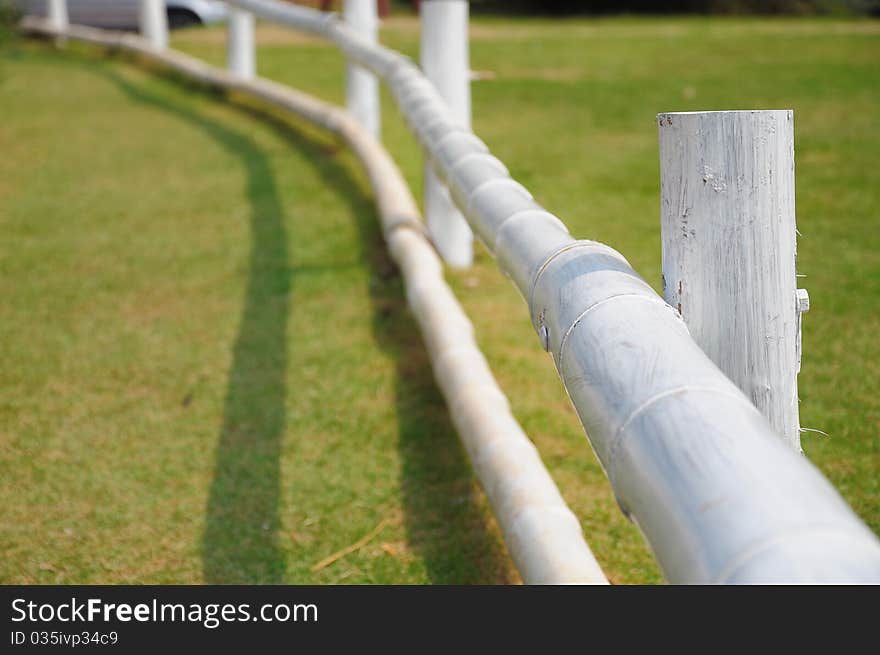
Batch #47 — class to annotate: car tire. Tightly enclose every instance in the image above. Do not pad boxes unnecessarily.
[167,9,202,29]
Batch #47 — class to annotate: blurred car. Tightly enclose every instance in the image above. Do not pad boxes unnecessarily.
[22,0,229,29]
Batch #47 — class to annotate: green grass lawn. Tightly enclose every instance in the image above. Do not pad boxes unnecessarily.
[0,15,877,584]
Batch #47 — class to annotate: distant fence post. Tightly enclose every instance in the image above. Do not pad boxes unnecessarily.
[659,110,807,451]
[420,0,473,268]
[343,0,380,139]
[47,0,68,32]
[228,10,256,79]
[139,0,168,49]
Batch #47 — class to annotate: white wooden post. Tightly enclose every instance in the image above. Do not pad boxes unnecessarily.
[421,0,473,268]
[139,0,169,50]
[343,0,380,139]
[228,10,256,79]
[47,0,69,31]
[659,110,807,451]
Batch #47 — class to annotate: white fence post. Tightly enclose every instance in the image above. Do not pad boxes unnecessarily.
[343,0,380,139]
[659,110,806,451]
[420,0,473,268]
[139,0,168,50]
[47,0,68,31]
[228,10,256,79]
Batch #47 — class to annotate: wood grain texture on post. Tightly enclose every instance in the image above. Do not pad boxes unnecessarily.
[659,110,802,451]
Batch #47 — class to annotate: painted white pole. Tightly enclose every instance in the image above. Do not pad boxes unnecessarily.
[343,0,380,139]
[420,0,473,268]
[47,0,68,31]
[227,10,256,79]
[139,0,168,50]
[659,110,806,452]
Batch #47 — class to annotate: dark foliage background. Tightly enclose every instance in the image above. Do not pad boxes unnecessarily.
[456,0,880,15]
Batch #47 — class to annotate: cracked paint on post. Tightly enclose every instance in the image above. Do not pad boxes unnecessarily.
[659,110,802,451]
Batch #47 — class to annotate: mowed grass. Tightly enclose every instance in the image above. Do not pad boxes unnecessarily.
[0,15,877,584]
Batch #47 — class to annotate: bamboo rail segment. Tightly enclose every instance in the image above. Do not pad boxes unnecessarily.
[21,0,880,583]
[20,16,607,585]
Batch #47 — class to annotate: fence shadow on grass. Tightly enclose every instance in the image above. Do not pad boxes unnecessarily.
[224,96,515,583]
[96,66,289,583]
[251,110,518,585]
[72,49,513,583]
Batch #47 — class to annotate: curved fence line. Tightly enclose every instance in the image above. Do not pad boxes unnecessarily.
[214,0,880,583]
[20,16,608,585]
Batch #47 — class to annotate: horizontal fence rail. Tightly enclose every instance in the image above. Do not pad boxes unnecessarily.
[22,0,880,583]
[21,16,608,585]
